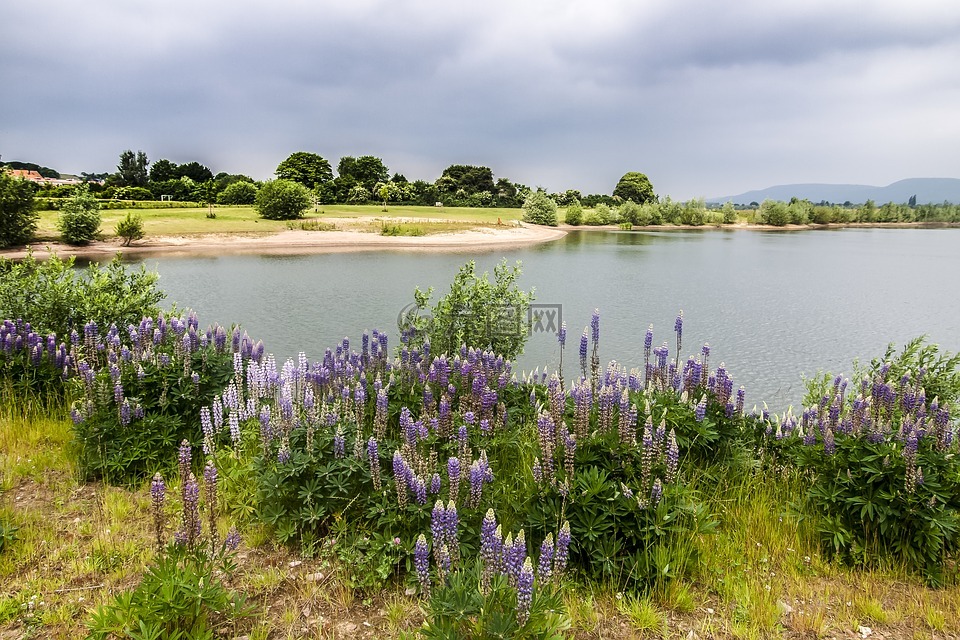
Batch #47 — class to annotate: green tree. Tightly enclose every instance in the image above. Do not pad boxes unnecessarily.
[177,161,214,183]
[117,150,150,187]
[0,173,38,248]
[521,191,558,226]
[564,199,584,225]
[255,179,311,220]
[337,156,389,194]
[276,152,333,190]
[217,181,258,205]
[115,213,145,246]
[440,165,496,196]
[149,159,179,183]
[57,184,101,245]
[759,199,788,226]
[613,172,655,205]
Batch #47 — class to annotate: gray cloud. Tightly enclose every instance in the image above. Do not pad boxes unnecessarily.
[2,0,959,198]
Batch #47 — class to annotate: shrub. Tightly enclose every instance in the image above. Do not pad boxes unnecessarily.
[563,200,583,226]
[405,260,534,360]
[764,340,960,584]
[69,313,256,484]
[115,212,145,246]
[759,200,789,226]
[255,179,311,220]
[721,201,737,224]
[0,173,38,248]
[583,203,612,226]
[522,192,558,227]
[0,252,164,337]
[57,184,101,245]
[618,201,640,225]
[217,181,258,205]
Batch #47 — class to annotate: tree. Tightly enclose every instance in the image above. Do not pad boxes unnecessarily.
[564,199,584,225]
[337,156,389,194]
[440,165,496,196]
[521,191,558,226]
[218,181,258,205]
[117,150,150,187]
[276,152,333,190]
[0,173,38,247]
[115,212,145,246]
[149,159,179,183]
[347,185,371,204]
[177,161,214,183]
[613,172,655,205]
[376,182,403,211]
[57,184,101,245]
[255,179,311,220]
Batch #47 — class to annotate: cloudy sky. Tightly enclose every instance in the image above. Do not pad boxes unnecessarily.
[2,0,959,199]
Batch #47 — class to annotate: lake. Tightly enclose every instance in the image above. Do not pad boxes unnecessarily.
[123,227,960,413]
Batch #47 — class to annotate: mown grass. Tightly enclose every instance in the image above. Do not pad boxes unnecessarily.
[32,204,524,242]
[3,397,960,639]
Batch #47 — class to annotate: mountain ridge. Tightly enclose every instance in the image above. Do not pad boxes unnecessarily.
[708,178,960,205]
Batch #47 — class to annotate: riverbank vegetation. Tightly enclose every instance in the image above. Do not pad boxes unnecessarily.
[1,256,959,638]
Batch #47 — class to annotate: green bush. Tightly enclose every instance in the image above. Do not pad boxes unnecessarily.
[563,200,583,226]
[57,184,101,245]
[217,181,258,205]
[583,203,612,226]
[115,212,145,246]
[0,173,38,248]
[618,201,640,225]
[521,192,558,227]
[759,200,789,226]
[0,252,163,337]
[255,179,311,220]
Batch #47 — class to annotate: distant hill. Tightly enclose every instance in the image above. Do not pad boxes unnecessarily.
[709,178,960,205]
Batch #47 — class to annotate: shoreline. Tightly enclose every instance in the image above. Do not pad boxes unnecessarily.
[1,222,568,260]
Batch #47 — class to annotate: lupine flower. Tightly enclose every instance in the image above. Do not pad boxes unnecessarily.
[665,429,679,482]
[224,527,241,552]
[438,543,451,582]
[516,557,534,626]
[150,473,166,551]
[415,534,431,597]
[412,475,428,505]
[203,461,218,546]
[557,322,567,347]
[394,451,409,508]
[445,500,459,566]
[447,456,461,502]
[177,472,202,548]
[579,329,589,378]
[505,529,526,585]
[537,533,554,584]
[480,509,500,592]
[554,521,571,577]
[178,440,192,480]
[431,500,446,564]
[695,396,707,422]
[650,478,663,506]
[368,438,382,490]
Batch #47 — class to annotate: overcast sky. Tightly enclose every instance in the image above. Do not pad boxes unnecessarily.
[2,0,959,199]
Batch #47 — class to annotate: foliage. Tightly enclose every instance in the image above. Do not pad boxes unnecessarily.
[337,156,390,195]
[613,172,655,205]
[439,165,496,197]
[69,313,253,484]
[57,184,102,245]
[406,260,534,360]
[255,179,311,220]
[116,150,150,188]
[759,200,789,226]
[522,192,558,227]
[563,200,583,226]
[583,204,612,226]
[275,152,333,190]
[420,559,570,639]
[617,200,640,225]
[217,181,257,205]
[0,518,17,554]
[765,339,960,584]
[0,252,164,337]
[0,172,38,248]
[115,212,145,246]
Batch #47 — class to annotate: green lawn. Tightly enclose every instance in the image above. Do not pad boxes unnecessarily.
[33,204,524,242]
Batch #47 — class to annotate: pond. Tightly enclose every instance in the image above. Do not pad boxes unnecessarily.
[124,227,960,413]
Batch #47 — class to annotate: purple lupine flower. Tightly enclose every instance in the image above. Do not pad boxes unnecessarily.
[479,510,501,594]
[469,460,485,507]
[150,473,166,551]
[695,397,707,422]
[554,521,571,577]
[674,310,683,342]
[228,412,240,444]
[532,458,543,485]
[119,400,132,426]
[368,438,382,490]
[537,533,554,584]
[445,499,459,566]
[650,478,663,506]
[557,322,567,348]
[178,472,202,548]
[736,386,745,415]
[178,440,192,480]
[665,429,679,482]
[516,557,534,626]
[224,527,241,551]
[431,500,446,564]
[277,444,291,463]
[504,530,526,585]
[415,534,431,598]
[447,456,461,502]
[590,309,600,345]
[579,329,589,377]
[394,451,409,508]
[412,475,427,505]
[430,472,442,495]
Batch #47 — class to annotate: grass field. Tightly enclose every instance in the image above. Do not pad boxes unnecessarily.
[32,205,524,242]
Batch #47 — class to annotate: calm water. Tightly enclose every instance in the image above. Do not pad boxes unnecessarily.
[122,228,960,413]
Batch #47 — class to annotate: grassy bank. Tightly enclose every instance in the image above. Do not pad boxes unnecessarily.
[2,397,959,639]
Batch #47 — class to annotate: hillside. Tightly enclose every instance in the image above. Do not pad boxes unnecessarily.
[710,178,960,205]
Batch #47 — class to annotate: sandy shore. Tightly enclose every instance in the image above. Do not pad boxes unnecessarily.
[3,222,567,259]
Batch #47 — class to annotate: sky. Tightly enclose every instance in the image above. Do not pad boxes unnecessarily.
[2,0,959,200]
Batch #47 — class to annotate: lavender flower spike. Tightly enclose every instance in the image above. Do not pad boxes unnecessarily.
[516,557,534,626]
[554,521,571,577]
[537,533,555,584]
[150,473,166,552]
[415,534,431,598]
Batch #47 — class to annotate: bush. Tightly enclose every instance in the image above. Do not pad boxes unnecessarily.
[57,184,101,245]
[759,200,789,226]
[0,173,38,248]
[255,179,312,220]
[521,192,558,227]
[0,252,164,337]
[618,201,640,225]
[115,212,145,246]
[583,203,612,226]
[404,260,534,360]
[563,200,583,226]
[217,181,258,205]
